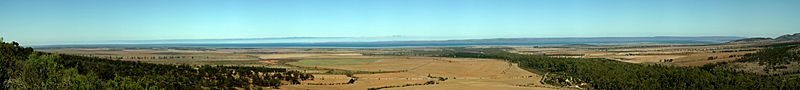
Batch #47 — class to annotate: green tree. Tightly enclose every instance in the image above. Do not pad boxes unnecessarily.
[4,54,63,89]
[103,76,160,90]
[1,37,34,89]
[57,68,102,89]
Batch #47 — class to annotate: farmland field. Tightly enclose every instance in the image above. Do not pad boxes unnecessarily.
[287,59,380,66]
[281,56,554,90]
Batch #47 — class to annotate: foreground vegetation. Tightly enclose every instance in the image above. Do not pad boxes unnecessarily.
[381,46,800,89]
[1,40,312,89]
[735,42,800,73]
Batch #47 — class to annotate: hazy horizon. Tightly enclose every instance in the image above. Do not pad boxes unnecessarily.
[25,36,745,48]
[12,35,755,46]
[2,35,769,45]
[2,0,799,44]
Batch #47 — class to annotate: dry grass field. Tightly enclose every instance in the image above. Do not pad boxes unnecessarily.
[40,48,557,90]
[282,55,554,90]
[510,43,766,67]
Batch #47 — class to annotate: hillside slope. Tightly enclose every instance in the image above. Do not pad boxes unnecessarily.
[776,33,800,41]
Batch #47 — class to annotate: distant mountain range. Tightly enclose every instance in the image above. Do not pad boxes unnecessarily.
[776,33,800,40]
[33,36,744,48]
[40,36,481,45]
[729,33,800,43]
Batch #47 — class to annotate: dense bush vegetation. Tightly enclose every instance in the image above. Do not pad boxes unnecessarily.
[0,40,34,89]
[1,40,312,89]
[737,43,800,70]
[436,46,800,89]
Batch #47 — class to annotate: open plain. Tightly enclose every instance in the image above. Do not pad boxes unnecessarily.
[36,40,788,89]
[40,47,558,90]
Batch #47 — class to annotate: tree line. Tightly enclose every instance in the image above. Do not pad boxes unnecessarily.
[735,42,800,73]
[78,55,211,60]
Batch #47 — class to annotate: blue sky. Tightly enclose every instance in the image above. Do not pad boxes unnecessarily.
[1,0,799,44]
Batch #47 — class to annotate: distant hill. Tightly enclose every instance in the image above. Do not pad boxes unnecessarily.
[728,37,773,43]
[560,44,599,47]
[776,33,800,41]
[729,33,800,43]
[380,36,742,44]
[34,36,744,48]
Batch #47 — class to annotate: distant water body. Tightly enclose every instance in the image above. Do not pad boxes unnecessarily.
[33,36,743,48]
